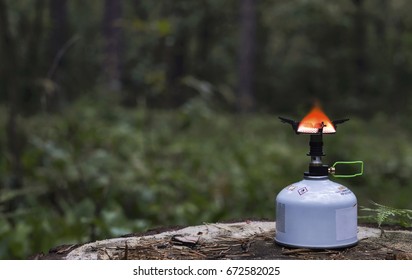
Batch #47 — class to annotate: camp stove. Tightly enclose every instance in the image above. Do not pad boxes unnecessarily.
[275,105,363,249]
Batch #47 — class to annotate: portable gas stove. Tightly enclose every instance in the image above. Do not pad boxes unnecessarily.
[275,105,363,248]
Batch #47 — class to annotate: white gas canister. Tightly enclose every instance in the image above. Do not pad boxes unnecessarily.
[275,176,358,248]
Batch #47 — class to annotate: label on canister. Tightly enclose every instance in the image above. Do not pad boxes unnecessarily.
[276,203,286,233]
[335,205,357,241]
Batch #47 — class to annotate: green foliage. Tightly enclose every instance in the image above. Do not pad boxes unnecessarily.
[1,101,412,259]
[0,100,296,258]
[360,202,412,228]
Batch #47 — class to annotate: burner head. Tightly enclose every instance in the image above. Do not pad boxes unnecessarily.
[279,117,349,135]
[279,111,349,177]
[279,104,348,135]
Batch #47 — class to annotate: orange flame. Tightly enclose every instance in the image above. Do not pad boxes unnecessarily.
[297,105,336,134]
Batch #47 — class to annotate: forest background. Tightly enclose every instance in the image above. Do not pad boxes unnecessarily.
[1,0,412,259]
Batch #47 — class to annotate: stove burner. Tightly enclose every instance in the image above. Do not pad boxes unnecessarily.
[278,117,349,135]
[279,114,349,177]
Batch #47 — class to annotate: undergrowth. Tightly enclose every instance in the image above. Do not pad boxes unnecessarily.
[360,202,412,228]
[1,100,412,259]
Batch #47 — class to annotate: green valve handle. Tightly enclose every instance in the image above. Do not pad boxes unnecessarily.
[329,161,364,178]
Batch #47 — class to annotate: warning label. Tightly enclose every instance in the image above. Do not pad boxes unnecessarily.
[287,185,297,191]
[297,187,308,195]
[335,186,353,196]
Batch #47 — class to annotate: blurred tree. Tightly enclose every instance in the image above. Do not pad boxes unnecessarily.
[2,0,412,115]
[194,0,212,78]
[237,0,256,113]
[46,0,69,111]
[22,0,47,113]
[0,0,52,212]
[0,0,22,199]
[164,1,190,107]
[389,2,411,115]
[103,0,124,92]
[352,0,368,109]
[49,0,69,57]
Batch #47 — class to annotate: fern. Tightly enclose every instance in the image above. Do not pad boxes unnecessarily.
[360,202,412,228]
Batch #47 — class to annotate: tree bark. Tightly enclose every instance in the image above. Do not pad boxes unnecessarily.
[103,0,124,92]
[237,0,257,113]
[33,222,412,260]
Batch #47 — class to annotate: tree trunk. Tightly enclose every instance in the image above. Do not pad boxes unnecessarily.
[103,0,123,92]
[391,18,408,113]
[0,0,23,207]
[21,0,46,113]
[195,1,211,77]
[49,0,68,56]
[237,0,257,113]
[352,0,367,107]
[166,31,187,99]
[47,0,69,111]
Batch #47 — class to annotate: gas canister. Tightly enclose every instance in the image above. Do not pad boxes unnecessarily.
[276,105,363,248]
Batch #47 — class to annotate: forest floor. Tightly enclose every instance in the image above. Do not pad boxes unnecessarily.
[32,221,412,260]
